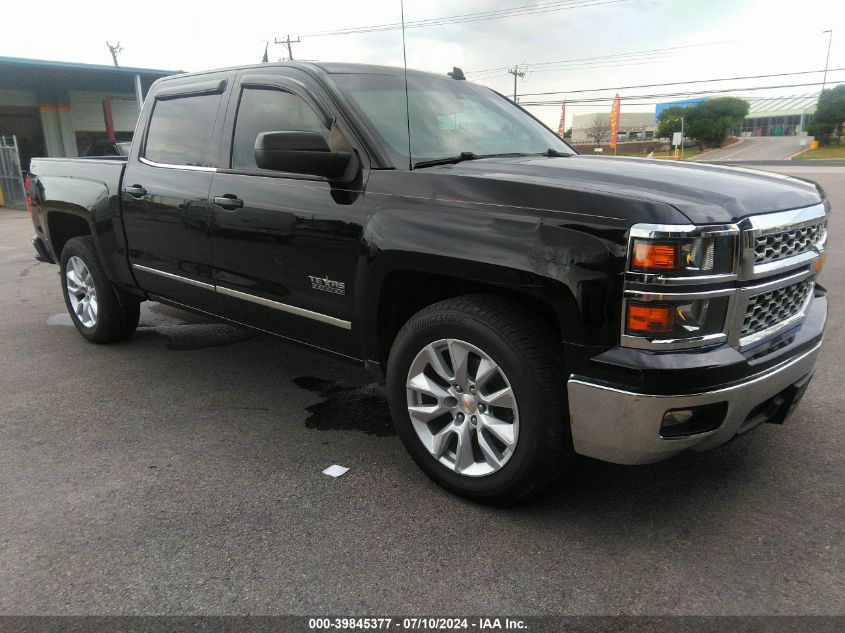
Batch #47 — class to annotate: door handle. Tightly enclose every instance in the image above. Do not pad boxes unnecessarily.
[125,184,147,198]
[213,195,244,210]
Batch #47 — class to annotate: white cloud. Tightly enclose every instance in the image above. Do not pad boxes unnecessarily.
[2,0,843,130]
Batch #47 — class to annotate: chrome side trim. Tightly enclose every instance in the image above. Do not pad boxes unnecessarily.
[215,286,352,330]
[139,156,217,172]
[132,263,216,290]
[150,295,361,363]
[131,263,351,330]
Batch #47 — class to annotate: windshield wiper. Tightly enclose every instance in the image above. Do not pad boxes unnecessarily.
[540,148,571,157]
[413,152,531,169]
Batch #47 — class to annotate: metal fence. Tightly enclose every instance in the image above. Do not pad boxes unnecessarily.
[0,136,27,209]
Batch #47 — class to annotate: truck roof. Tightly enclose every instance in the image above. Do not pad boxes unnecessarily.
[154,61,452,84]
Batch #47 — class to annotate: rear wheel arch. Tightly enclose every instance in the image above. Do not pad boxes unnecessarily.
[46,211,93,263]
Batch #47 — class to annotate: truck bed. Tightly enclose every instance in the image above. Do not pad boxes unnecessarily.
[29,156,133,289]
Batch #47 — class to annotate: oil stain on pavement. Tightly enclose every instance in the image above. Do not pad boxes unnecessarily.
[293,376,396,436]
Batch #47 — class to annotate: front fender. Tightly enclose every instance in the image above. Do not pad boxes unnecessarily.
[356,190,628,360]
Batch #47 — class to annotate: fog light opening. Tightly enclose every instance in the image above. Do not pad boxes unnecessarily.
[660,402,728,439]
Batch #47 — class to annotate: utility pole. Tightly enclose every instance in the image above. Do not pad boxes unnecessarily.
[106,41,123,67]
[821,30,833,95]
[508,65,526,103]
[275,34,301,61]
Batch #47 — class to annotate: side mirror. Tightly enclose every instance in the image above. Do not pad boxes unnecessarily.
[254,131,352,179]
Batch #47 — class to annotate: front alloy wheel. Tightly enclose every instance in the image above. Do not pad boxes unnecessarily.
[406,339,519,477]
[387,295,573,504]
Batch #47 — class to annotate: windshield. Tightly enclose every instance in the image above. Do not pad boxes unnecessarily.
[330,73,573,168]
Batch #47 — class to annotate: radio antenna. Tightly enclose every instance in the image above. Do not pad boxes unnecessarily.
[400,0,412,170]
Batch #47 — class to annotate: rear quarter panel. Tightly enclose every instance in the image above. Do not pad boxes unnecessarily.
[30,157,137,290]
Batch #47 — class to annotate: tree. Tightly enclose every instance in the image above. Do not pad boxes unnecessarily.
[807,84,845,146]
[655,106,687,140]
[564,127,573,138]
[585,115,610,145]
[685,97,749,148]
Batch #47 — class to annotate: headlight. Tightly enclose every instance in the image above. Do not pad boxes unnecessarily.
[625,296,730,340]
[622,224,740,350]
[629,235,735,277]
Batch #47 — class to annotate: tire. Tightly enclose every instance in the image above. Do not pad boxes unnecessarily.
[60,236,140,343]
[386,294,573,504]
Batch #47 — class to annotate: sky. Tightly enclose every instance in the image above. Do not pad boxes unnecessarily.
[2,0,844,130]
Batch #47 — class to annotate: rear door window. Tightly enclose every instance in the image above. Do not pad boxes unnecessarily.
[144,93,221,167]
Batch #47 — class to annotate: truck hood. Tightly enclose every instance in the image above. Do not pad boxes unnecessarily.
[430,154,823,224]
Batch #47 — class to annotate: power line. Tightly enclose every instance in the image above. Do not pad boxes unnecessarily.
[468,55,674,80]
[517,78,845,105]
[515,67,845,97]
[465,39,746,76]
[552,95,824,107]
[300,0,627,37]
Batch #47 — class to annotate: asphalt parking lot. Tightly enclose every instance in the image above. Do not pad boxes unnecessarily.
[1,164,843,616]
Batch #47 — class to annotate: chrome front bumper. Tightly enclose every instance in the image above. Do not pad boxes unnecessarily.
[566,342,822,465]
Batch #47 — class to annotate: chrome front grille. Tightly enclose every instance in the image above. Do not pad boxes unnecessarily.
[754,222,825,265]
[741,280,813,339]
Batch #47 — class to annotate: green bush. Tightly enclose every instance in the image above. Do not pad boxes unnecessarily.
[655,98,749,148]
[808,85,845,146]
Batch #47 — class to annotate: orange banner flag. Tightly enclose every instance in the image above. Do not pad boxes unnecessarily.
[609,94,621,149]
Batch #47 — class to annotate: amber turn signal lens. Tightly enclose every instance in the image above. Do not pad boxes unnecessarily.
[627,303,674,334]
[632,240,677,270]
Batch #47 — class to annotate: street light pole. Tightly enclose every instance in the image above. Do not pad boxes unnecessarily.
[681,116,684,161]
[821,30,833,95]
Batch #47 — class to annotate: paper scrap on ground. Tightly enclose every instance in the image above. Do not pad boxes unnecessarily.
[322,464,349,478]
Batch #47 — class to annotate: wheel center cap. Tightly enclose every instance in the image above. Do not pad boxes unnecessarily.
[460,394,477,414]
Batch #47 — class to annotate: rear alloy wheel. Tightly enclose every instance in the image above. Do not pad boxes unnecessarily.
[387,294,573,504]
[406,338,519,477]
[65,255,98,328]
[60,236,140,343]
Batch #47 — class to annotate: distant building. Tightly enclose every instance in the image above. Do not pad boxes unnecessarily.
[654,97,708,119]
[653,94,818,138]
[0,56,178,170]
[570,111,655,144]
[737,94,818,137]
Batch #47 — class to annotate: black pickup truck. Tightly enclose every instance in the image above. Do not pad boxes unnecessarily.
[29,62,829,503]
